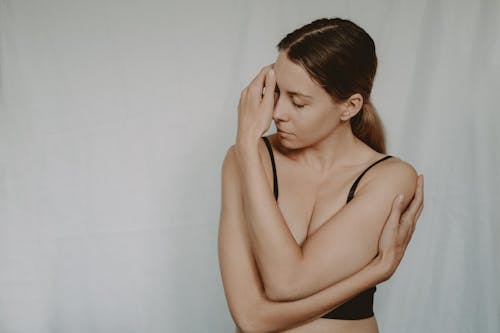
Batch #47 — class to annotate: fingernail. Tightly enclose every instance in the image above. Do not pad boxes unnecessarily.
[268,69,274,76]
[398,194,405,204]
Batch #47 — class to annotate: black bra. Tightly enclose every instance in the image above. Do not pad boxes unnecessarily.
[261,135,393,320]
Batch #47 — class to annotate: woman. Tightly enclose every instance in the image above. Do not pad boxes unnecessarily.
[218,18,424,332]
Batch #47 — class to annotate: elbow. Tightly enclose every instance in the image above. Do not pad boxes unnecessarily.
[230,299,271,333]
[236,322,265,333]
[233,309,271,333]
[233,317,257,333]
[231,308,256,333]
[232,298,293,333]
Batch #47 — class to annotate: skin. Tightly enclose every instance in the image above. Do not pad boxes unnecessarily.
[220,144,424,333]
[219,51,424,332]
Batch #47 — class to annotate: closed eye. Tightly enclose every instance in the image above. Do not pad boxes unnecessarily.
[274,87,306,109]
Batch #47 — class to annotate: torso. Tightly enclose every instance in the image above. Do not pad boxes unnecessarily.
[254,133,397,332]
[260,133,395,245]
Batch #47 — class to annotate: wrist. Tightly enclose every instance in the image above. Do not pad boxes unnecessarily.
[235,137,260,158]
[366,255,392,283]
[236,133,261,147]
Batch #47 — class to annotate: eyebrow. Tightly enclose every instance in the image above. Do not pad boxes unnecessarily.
[274,85,312,99]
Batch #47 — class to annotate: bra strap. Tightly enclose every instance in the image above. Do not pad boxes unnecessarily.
[261,136,279,200]
[346,155,393,203]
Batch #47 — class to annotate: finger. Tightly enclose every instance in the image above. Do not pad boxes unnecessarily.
[388,193,405,229]
[262,69,276,109]
[239,88,248,110]
[408,208,420,240]
[410,212,417,236]
[420,174,424,211]
[410,175,424,223]
[401,174,423,223]
[412,193,424,228]
[397,195,414,236]
[415,202,423,221]
[249,65,271,89]
[249,64,274,97]
[405,229,414,247]
[410,177,424,234]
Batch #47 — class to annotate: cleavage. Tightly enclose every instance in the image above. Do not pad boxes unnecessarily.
[276,167,354,246]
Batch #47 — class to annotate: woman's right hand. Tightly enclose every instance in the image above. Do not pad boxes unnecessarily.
[373,174,424,282]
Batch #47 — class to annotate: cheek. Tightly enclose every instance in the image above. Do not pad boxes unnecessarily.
[306,107,334,127]
[302,108,339,136]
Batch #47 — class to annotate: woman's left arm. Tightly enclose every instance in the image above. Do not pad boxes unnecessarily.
[235,141,417,301]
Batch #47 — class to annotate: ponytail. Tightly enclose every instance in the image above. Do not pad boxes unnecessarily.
[350,101,386,154]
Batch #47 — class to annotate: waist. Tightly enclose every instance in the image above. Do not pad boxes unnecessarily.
[279,315,379,333]
[321,286,376,320]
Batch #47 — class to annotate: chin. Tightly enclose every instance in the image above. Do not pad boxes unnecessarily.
[277,134,298,149]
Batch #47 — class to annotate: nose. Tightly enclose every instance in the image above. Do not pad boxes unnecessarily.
[272,94,290,123]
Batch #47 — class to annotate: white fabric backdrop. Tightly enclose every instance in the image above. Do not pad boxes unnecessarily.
[1,0,499,332]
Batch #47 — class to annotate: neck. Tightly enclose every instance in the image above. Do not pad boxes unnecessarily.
[278,123,364,174]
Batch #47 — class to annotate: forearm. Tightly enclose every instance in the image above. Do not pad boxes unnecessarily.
[235,140,302,295]
[241,259,387,333]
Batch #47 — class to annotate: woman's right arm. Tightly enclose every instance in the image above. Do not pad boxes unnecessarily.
[218,206,384,333]
[218,150,424,332]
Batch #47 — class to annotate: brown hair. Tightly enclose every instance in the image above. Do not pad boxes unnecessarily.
[276,17,387,153]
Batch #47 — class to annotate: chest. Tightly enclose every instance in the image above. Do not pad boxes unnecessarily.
[268,163,363,247]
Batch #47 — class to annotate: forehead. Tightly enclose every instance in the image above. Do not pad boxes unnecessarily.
[273,52,319,95]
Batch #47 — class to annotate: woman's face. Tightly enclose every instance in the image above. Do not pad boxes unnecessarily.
[272,51,345,148]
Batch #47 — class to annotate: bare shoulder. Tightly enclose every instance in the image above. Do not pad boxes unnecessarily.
[378,156,417,184]
[358,155,418,207]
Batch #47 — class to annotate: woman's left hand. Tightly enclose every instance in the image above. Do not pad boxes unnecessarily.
[236,64,276,147]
